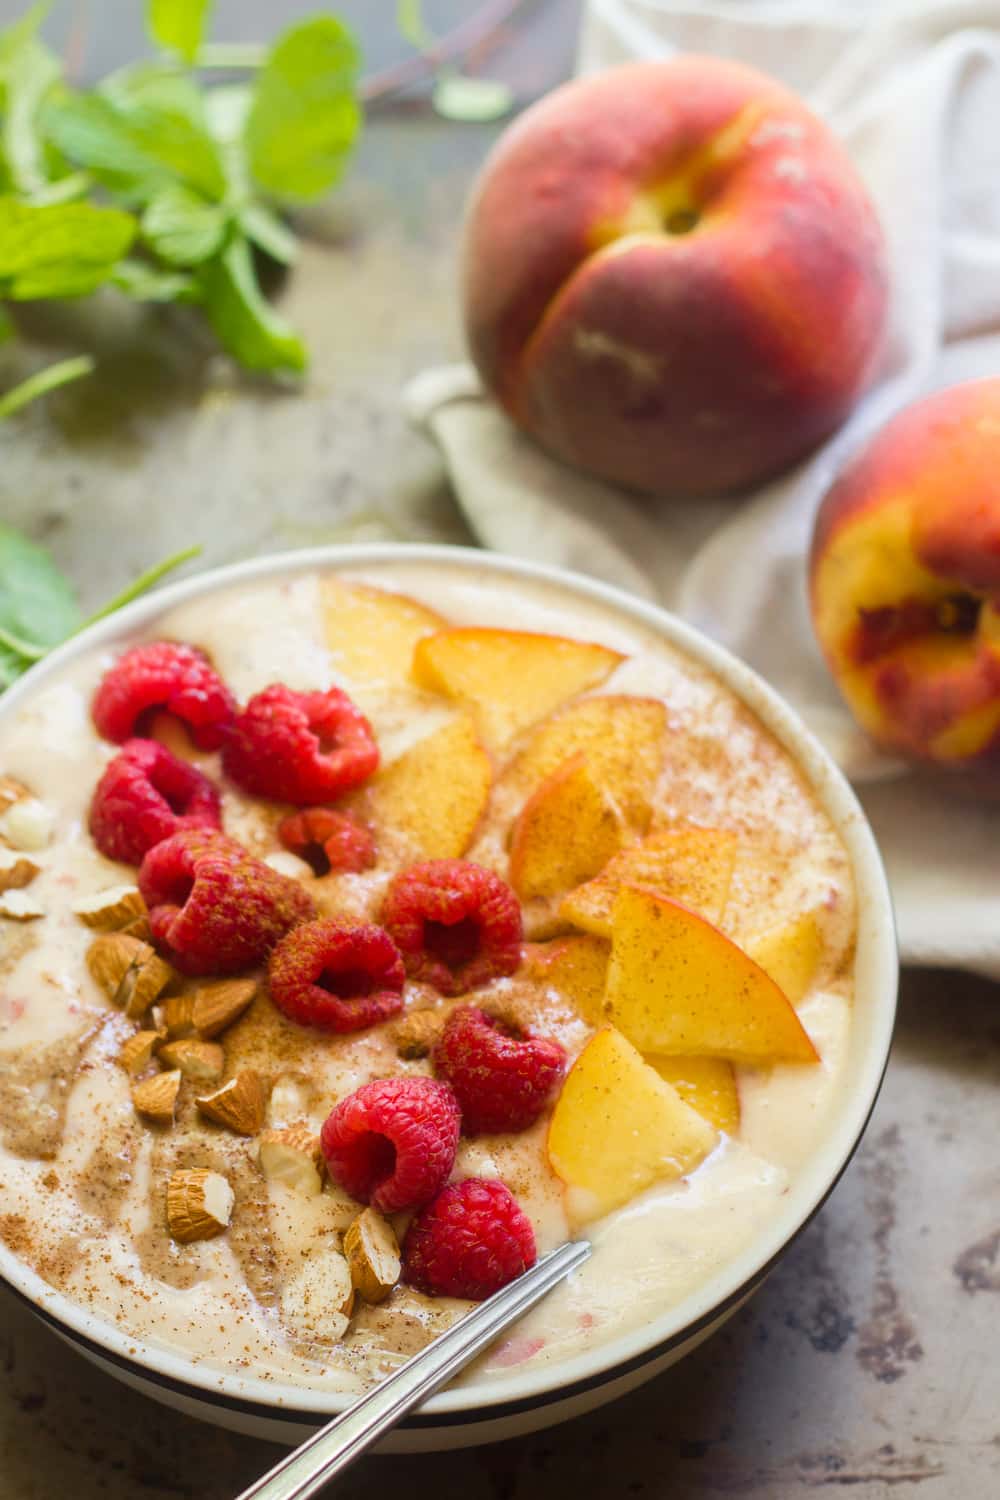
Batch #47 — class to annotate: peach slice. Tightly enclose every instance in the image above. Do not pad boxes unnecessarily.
[368,714,491,860]
[509,754,626,901]
[605,885,819,1064]
[322,578,446,690]
[648,1056,740,1135]
[412,627,623,749]
[503,694,667,829]
[547,1025,717,1223]
[522,934,610,1025]
[559,826,738,936]
[746,911,822,1007]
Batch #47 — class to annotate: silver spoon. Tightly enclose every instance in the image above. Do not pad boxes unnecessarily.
[237,1239,591,1500]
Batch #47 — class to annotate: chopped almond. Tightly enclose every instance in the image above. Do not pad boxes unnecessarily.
[391,1008,446,1060]
[343,1208,401,1304]
[190,978,257,1039]
[0,775,28,811]
[86,932,172,1017]
[0,848,40,893]
[166,1168,234,1244]
[258,1123,324,1197]
[158,1038,225,1085]
[161,993,196,1039]
[280,1248,353,1337]
[132,1069,182,1125]
[0,796,54,851]
[0,889,43,921]
[197,1071,265,1136]
[73,885,147,931]
[118,1029,164,1075]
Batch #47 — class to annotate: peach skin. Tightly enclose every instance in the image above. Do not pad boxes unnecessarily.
[462,56,888,498]
[810,378,1000,768]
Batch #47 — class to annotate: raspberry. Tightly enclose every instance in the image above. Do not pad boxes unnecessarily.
[402,1179,537,1300]
[381,860,522,996]
[320,1076,460,1214]
[222,684,379,805]
[433,1005,565,1135]
[278,808,375,875]
[92,641,236,750]
[268,918,404,1034]
[138,828,314,975]
[89,739,222,866]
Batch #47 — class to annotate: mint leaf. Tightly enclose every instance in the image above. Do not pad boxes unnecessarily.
[148,0,213,65]
[0,196,135,298]
[45,70,225,204]
[0,25,61,196]
[111,256,196,301]
[246,16,360,203]
[142,183,226,265]
[198,233,305,373]
[0,522,80,686]
[237,200,297,266]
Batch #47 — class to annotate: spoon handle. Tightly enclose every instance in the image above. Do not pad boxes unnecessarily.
[237,1239,591,1500]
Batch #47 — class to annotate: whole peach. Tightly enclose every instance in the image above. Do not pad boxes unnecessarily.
[810,378,1000,768]
[462,57,888,498]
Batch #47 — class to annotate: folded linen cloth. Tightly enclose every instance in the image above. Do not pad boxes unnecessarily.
[404,0,1000,978]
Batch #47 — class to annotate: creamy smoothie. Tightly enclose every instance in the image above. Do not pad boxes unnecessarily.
[0,561,855,1393]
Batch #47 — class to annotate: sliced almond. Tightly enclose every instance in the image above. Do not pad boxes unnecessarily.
[191,978,257,1040]
[161,992,196,1039]
[73,885,147,931]
[343,1208,401,1304]
[0,847,40,893]
[158,1038,225,1084]
[258,1123,323,1197]
[197,1070,265,1136]
[280,1247,354,1337]
[0,889,43,921]
[119,913,153,942]
[0,796,53,851]
[118,1029,164,1075]
[391,1008,446,1060]
[166,1168,234,1244]
[132,1069,182,1125]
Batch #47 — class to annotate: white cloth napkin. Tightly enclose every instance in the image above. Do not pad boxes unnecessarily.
[404,0,1000,978]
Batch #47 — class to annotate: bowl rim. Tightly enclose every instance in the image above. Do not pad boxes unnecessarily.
[0,541,898,1421]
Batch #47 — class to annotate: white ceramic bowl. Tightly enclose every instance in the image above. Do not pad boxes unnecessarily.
[0,545,897,1451]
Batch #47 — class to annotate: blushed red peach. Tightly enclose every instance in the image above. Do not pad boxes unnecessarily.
[462,56,888,498]
[810,378,1000,767]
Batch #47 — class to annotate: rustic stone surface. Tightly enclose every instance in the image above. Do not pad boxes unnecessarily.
[2,5,999,1495]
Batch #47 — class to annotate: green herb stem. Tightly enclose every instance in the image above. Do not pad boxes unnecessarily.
[0,623,48,659]
[81,545,202,628]
[0,353,94,418]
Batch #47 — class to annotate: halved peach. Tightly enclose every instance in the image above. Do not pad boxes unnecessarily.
[647,1055,740,1135]
[503,694,667,829]
[559,825,737,936]
[368,714,491,860]
[546,1026,717,1223]
[322,578,446,689]
[605,885,819,1064]
[412,627,623,749]
[522,934,610,1025]
[746,911,822,1007]
[509,754,626,901]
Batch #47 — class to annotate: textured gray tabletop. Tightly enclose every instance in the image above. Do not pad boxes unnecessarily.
[2,4,999,1496]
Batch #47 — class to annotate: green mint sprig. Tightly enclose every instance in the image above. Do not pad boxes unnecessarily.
[0,525,201,689]
[0,0,362,386]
